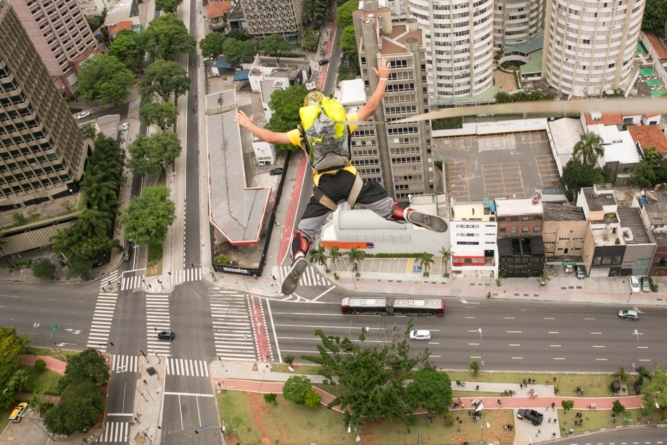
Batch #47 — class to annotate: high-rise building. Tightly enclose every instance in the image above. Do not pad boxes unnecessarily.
[407,0,496,105]
[542,0,645,96]
[493,0,545,49]
[352,1,433,200]
[8,0,100,96]
[0,1,90,210]
[239,0,303,36]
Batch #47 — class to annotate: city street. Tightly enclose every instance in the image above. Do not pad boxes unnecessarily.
[549,427,667,445]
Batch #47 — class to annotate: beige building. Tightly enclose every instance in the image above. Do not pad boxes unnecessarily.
[8,0,100,96]
[0,1,90,210]
[493,0,545,49]
[541,203,586,258]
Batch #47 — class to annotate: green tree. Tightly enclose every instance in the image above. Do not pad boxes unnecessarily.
[282,375,312,405]
[560,159,609,201]
[494,90,555,103]
[329,246,342,274]
[642,0,667,37]
[266,83,309,152]
[301,324,432,430]
[309,244,328,272]
[407,365,452,415]
[57,348,110,393]
[260,34,291,64]
[417,252,434,277]
[348,247,366,276]
[139,102,179,131]
[469,360,480,376]
[43,381,106,436]
[34,359,47,372]
[439,246,451,276]
[142,14,196,60]
[155,0,183,14]
[127,132,183,175]
[303,0,326,26]
[120,186,176,247]
[283,355,295,366]
[302,28,318,51]
[337,0,357,30]
[612,399,625,414]
[304,390,322,410]
[339,25,359,77]
[0,231,6,256]
[264,393,277,405]
[222,38,257,63]
[32,258,57,279]
[78,209,114,238]
[199,32,226,59]
[641,363,667,410]
[0,327,30,409]
[613,366,629,382]
[86,14,105,32]
[76,54,135,105]
[7,368,29,392]
[80,122,96,140]
[227,29,250,41]
[139,60,191,105]
[631,160,658,187]
[561,400,574,411]
[572,133,605,167]
[108,30,145,71]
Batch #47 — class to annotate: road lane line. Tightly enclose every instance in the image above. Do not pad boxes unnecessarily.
[164,392,214,397]
[584,318,595,320]
[553,358,565,360]
[507,331,522,333]
[511,357,522,360]
[504,317,515,319]
[592,345,605,348]
[509,344,520,346]
[470,356,481,359]
[639,359,651,362]
[550,345,561,347]
[638,346,648,349]
[548,331,559,334]
[596,359,607,361]
[544,317,555,320]
[468,330,478,332]
[429,342,439,345]
[465,317,476,319]
[468,343,479,346]
[312,286,336,302]
[591,332,602,334]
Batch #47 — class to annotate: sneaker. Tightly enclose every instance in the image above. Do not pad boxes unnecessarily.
[281,257,308,295]
[405,209,448,232]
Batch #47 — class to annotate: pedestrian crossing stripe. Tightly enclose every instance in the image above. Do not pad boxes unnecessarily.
[97,421,129,442]
[172,267,202,284]
[209,292,257,361]
[146,294,171,357]
[111,355,139,373]
[86,291,118,351]
[121,274,144,291]
[279,265,330,287]
[99,271,120,292]
[165,358,209,377]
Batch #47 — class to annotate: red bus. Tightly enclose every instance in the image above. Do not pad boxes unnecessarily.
[341,297,445,317]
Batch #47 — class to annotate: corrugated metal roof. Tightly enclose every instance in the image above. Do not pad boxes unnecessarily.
[1,221,76,256]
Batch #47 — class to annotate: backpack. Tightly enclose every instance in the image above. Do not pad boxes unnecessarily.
[299,97,351,172]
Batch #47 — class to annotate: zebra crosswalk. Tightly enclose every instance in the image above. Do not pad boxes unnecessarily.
[120,274,144,291]
[146,294,172,357]
[279,265,331,287]
[86,271,119,352]
[111,355,139,373]
[172,267,202,285]
[209,289,257,361]
[165,358,209,377]
[97,421,129,442]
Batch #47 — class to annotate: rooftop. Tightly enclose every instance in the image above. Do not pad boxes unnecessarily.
[104,0,135,26]
[583,112,624,126]
[353,9,423,55]
[582,186,617,212]
[339,79,367,107]
[503,30,544,56]
[593,128,642,165]
[495,197,544,216]
[207,0,232,18]
[548,118,584,155]
[451,202,494,222]
[519,49,543,75]
[617,207,652,244]
[109,20,132,37]
[643,31,667,60]
[260,79,288,104]
[542,203,585,221]
[627,125,667,155]
[205,90,271,245]
[642,190,667,246]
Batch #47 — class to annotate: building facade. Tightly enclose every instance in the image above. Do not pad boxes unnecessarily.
[542,0,646,96]
[449,201,498,276]
[8,0,100,96]
[239,0,303,36]
[407,0,495,104]
[541,203,587,258]
[0,1,89,210]
[496,197,546,277]
[493,0,545,49]
[353,2,434,200]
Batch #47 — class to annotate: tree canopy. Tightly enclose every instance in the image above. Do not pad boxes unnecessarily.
[641,363,667,410]
[155,0,183,14]
[0,327,30,409]
[260,34,291,63]
[338,25,359,81]
[139,102,179,131]
[199,32,226,59]
[108,30,145,71]
[139,60,191,105]
[141,14,196,60]
[120,186,175,247]
[44,381,106,436]
[32,258,57,279]
[57,348,110,393]
[337,0,357,30]
[266,83,309,152]
[127,132,183,175]
[75,54,135,105]
[642,0,667,37]
[227,29,250,41]
[631,146,667,187]
[572,132,604,167]
[494,90,555,103]
[560,159,610,201]
[282,375,312,404]
[222,38,257,63]
[407,365,453,415]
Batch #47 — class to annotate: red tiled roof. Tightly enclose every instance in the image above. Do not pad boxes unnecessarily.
[109,20,132,37]
[207,0,232,19]
[628,125,667,155]
[643,31,667,60]
[583,112,624,126]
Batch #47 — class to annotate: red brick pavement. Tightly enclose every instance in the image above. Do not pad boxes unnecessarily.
[20,354,66,375]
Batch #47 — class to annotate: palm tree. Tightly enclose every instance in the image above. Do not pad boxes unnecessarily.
[78,209,113,238]
[572,133,604,167]
[309,244,328,272]
[439,246,451,276]
[417,252,434,277]
[348,247,366,277]
[328,246,342,274]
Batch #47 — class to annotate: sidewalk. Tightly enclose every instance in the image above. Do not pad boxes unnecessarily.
[125,355,166,445]
[20,355,66,375]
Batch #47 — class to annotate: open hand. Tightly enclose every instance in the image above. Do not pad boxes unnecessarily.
[234,110,254,128]
[373,58,390,79]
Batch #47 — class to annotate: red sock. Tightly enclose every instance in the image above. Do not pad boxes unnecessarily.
[391,202,409,221]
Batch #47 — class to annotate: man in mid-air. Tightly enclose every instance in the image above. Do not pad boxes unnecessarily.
[234,59,447,295]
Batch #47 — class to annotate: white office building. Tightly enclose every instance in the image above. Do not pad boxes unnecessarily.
[493,0,545,49]
[450,202,498,277]
[542,0,646,96]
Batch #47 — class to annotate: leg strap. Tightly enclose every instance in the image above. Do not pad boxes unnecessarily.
[347,174,364,207]
[313,187,338,212]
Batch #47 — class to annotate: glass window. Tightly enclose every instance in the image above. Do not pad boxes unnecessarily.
[612,256,622,265]
[635,259,650,266]
[499,228,506,234]
[522,227,529,232]
[601,256,612,265]
[534,226,541,232]
[511,227,517,233]
[593,256,602,265]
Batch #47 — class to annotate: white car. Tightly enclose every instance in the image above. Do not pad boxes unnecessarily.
[121,122,129,131]
[77,111,91,119]
[409,330,431,341]
[630,276,640,293]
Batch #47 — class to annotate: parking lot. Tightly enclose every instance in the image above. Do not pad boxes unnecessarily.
[434,130,560,202]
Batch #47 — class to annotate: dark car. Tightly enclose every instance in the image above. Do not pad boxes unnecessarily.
[157,331,175,341]
[269,168,283,176]
[517,409,543,426]
[318,59,329,66]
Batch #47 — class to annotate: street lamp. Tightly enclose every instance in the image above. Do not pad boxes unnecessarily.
[478,328,484,374]
[632,329,640,371]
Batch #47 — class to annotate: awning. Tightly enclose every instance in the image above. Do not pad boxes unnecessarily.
[452,248,484,258]
[233,70,250,82]
[214,57,233,69]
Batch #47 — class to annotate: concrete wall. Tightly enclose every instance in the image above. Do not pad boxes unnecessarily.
[650,245,667,276]
[542,220,587,258]
[622,243,656,275]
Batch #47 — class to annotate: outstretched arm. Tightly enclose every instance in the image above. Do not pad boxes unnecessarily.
[234,111,292,145]
[356,59,390,122]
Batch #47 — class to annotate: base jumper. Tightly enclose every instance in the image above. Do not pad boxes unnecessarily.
[234,59,448,295]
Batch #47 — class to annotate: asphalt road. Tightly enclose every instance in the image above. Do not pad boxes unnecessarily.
[76,102,130,124]
[265,297,667,372]
[549,426,667,445]
[161,377,219,445]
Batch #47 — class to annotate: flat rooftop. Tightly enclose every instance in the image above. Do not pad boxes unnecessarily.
[452,203,492,221]
[495,197,543,216]
[618,207,651,244]
[543,203,585,221]
[582,187,617,212]
[205,90,271,245]
[583,112,624,126]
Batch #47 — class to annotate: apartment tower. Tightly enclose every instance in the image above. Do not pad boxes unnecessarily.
[352,1,433,200]
[0,1,89,210]
[8,0,99,96]
[240,0,303,36]
[542,0,646,96]
[408,0,495,104]
[493,0,545,49]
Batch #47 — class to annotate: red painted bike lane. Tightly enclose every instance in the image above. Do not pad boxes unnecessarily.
[278,151,308,265]
[250,296,273,363]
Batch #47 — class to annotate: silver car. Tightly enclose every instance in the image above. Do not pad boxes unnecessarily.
[641,276,650,293]
[409,330,431,340]
[618,309,638,321]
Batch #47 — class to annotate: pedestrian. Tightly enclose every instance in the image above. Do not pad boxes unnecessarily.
[554,419,557,425]
[428,415,433,423]
[191,263,194,268]
[546,406,549,412]
[551,402,556,410]
[137,413,142,418]
[148,284,152,289]
[552,432,556,438]
[545,380,549,386]
[468,410,471,416]
[272,275,277,282]
[547,418,551,423]
[143,379,147,385]
[154,326,157,331]
[519,383,523,389]
[130,421,135,426]
[553,376,557,382]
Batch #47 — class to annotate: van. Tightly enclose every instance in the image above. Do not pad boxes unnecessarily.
[9,403,28,422]
[122,241,133,262]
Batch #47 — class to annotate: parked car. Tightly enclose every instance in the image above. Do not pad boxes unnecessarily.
[122,241,133,262]
[318,59,330,66]
[630,276,640,293]
[269,168,283,176]
[641,276,650,293]
[618,309,639,321]
[121,122,129,131]
[409,330,431,340]
[564,264,574,274]
[517,409,543,426]
[157,331,175,341]
[77,111,90,119]
[9,403,28,423]
[576,266,585,279]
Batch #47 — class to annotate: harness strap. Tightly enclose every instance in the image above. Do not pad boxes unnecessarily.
[313,187,338,212]
[347,174,364,207]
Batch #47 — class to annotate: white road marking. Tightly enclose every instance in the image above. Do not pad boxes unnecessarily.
[509,344,520,347]
[638,346,648,349]
[553,358,565,360]
[504,317,515,319]
[163,392,214,397]
[591,332,602,334]
[311,286,336,301]
[544,317,555,320]
[550,345,561,347]
[465,317,476,319]
[511,357,523,360]
[469,343,479,346]
[584,318,595,320]
[592,345,605,348]
[507,331,522,333]
[596,358,608,361]
[548,331,559,334]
